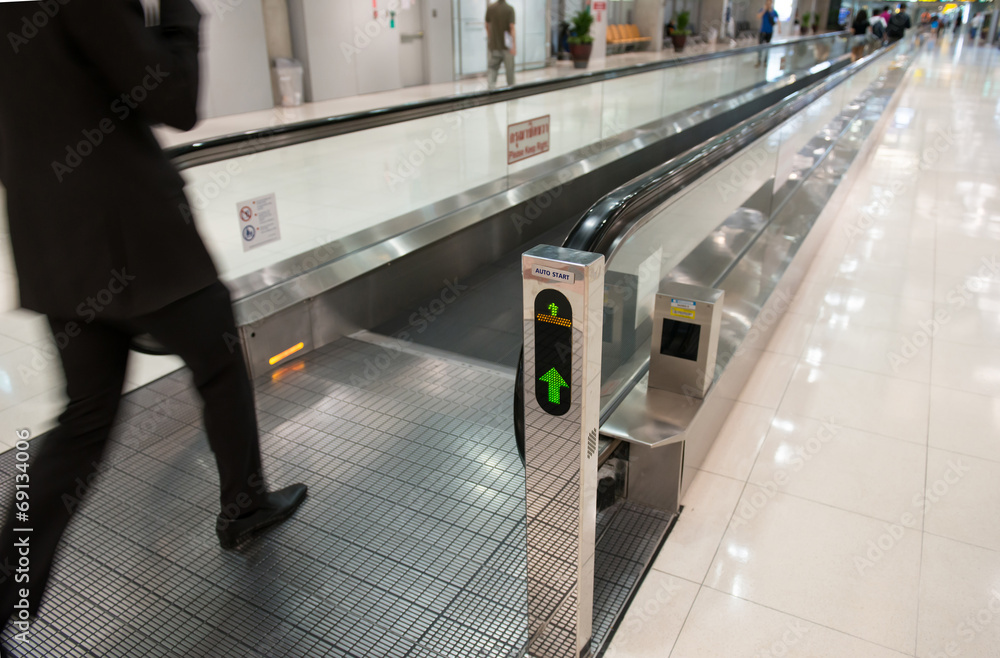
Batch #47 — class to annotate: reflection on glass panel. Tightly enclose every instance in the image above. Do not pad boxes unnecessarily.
[182,106,508,281]
[507,85,604,176]
[460,18,489,75]
[601,70,665,138]
[455,0,546,76]
[598,128,782,403]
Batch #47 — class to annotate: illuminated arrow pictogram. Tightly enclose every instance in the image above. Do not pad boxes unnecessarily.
[539,367,568,404]
[549,302,558,316]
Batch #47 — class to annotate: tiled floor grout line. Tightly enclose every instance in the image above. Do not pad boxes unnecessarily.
[698,581,920,656]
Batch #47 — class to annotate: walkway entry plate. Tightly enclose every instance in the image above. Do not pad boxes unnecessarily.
[522,245,604,658]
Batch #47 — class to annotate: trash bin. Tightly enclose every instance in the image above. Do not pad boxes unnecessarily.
[274,58,304,107]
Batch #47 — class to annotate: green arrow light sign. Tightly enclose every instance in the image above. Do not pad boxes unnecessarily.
[538,367,568,404]
[534,289,572,415]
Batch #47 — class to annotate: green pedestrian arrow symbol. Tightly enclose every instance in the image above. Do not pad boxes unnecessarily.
[539,367,568,404]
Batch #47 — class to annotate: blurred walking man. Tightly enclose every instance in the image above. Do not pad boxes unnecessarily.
[486,0,517,89]
[0,1,307,652]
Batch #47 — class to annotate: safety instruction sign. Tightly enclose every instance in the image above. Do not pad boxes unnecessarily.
[237,193,281,252]
[670,298,696,319]
[508,115,551,165]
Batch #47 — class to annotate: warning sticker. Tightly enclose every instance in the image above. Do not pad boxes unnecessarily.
[236,193,281,252]
[670,298,696,319]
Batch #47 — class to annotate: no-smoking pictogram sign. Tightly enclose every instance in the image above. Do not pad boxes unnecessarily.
[236,194,281,252]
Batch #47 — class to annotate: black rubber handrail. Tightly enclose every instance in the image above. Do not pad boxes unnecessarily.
[164,31,849,170]
[565,39,897,263]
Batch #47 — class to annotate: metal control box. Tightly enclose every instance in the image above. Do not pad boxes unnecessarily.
[648,283,724,399]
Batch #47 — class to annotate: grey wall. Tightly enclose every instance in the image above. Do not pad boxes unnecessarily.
[194,0,275,118]
[634,0,665,49]
[423,0,455,84]
[262,0,294,58]
[288,0,412,101]
[701,0,727,37]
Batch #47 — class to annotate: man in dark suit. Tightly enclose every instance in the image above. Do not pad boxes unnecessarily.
[0,0,307,646]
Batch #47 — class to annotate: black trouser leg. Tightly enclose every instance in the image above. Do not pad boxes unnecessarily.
[0,318,131,622]
[133,281,266,515]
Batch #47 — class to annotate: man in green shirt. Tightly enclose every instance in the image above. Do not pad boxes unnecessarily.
[485,0,516,89]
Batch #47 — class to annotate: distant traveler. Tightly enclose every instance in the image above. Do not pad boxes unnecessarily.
[852,9,870,59]
[486,0,516,89]
[887,4,912,42]
[953,12,962,34]
[853,9,870,35]
[870,9,888,41]
[0,0,308,651]
[756,0,780,66]
[971,12,983,39]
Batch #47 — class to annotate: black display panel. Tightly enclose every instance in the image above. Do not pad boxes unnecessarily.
[660,318,700,362]
[534,289,572,416]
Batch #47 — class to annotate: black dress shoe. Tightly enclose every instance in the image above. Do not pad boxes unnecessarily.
[216,484,308,549]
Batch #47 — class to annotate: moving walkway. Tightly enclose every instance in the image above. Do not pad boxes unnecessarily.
[2,32,915,658]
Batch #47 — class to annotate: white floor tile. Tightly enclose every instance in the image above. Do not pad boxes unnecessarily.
[931,299,1000,349]
[916,534,1000,658]
[700,402,774,481]
[931,339,1000,397]
[803,319,932,383]
[749,414,926,526]
[736,352,798,409]
[603,572,699,658]
[922,447,1000,552]
[764,312,815,357]
[790,282,935,336]
[651,470,745,584]
[928,386,1000,463]
[707,488,921,653]
[670,586,912,658]
[779,361,929,445]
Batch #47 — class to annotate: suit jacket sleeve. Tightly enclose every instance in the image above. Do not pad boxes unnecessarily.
[59,0,202,131]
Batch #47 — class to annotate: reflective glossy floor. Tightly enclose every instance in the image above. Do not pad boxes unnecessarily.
[605,35,1000,658]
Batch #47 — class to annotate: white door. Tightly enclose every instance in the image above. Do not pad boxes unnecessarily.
[399,0,427,87]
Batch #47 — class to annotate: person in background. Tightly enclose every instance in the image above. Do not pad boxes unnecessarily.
[852,9,870,59]
[756,0,780,66]
[971,11,983,40]
[485,0,516,89]
[870,8,888,42]
[887,3,912,42]
[0,1,308,653]
[953,11,963,35]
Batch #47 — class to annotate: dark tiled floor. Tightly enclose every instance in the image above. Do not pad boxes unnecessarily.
[0,337,671,657]
[0,339,527,658]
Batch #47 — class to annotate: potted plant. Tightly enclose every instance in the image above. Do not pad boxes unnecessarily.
[801,12,812,35]
[568,8,594,68]
[812,13,821,33]
[672,10,691,52]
